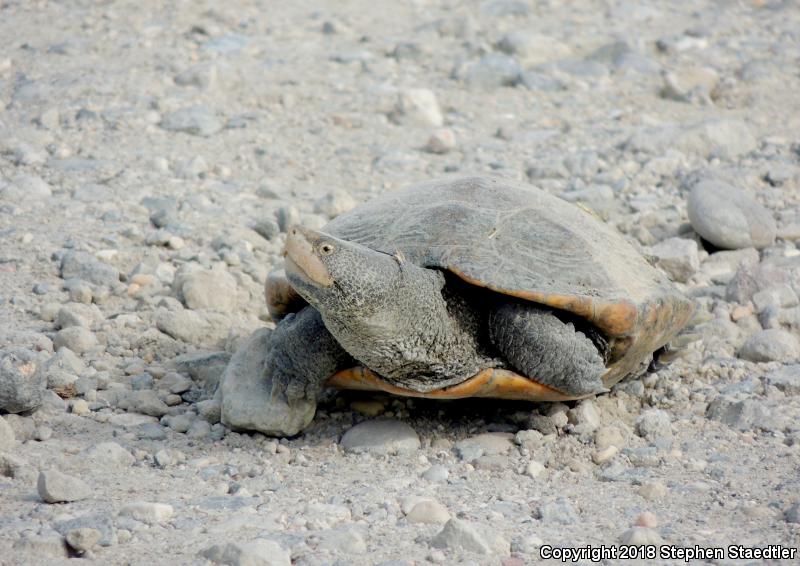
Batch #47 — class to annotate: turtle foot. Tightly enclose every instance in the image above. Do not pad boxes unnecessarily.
[219,327,317,437]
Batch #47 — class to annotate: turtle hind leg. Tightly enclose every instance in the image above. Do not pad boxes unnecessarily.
[488,302,608,398]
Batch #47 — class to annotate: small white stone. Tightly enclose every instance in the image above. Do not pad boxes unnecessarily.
[118,501,174,524]
[406,499,451,524]
[425,128,457,154]
[525,460,545,478]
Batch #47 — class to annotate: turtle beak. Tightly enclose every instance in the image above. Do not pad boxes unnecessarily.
[284,226,334,287]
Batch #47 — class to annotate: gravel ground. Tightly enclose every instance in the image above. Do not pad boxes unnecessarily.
[1,1,800,565]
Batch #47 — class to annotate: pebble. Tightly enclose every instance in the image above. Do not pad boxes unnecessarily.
[175,266,238,312]
[785,502,800,524]
[160,106,223,137]
[187,419,212,438]
[635,511,658,528]
[687,178,776,250]
[37,470,92,503]
[0,416,14,451]
[455,432,513,461]
[537,498,578,524]
[201,539,291,566]
[406,500,451,524]
[422,464,449,482]
[0,348,46,413]
[619,527,664,546]
[163,413,193,433]
[60,251,119,287]
[706,397,784,432]
[675,119,758,159]
[276,205,300,232]
[635,409,673,441]
[461,53,521,89]
[649,238,700,283]
[56,303,103,328]
[53,327,98,354]
[566,399,601,434]
[738,329,799,363]
[592,445,619,464]
[71,399,90,415]
[594,426,625,450]
[315,527,368,554]
[430,518,493,555]
[525,460,545,478]
[12,532,68,558]
[496,32,571,67]
[313,189,357,218]
[1,173,52,200]
[394,89,443,127]
[752,285,798,313]
[424,128,457,154]
[121,390,170,417]
[118,502,174,524]
[637,481,668,500]
[65,528,102,552]
[33,425,52,441]
[253,219,280,241]
[763,365,800,395]
[340,419,420,455]
[84,442,135,467]
[350,399,385,417]
[481,0,529,17]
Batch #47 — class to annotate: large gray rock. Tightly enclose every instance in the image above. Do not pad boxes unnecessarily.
[0,349,46,413]
[220,328,314,436]
[340,419,421,455]
[739,329,800,363]
[37,470,92,503]
[175,266,238,312]
[60,251,119,287]
[688,179,776,250]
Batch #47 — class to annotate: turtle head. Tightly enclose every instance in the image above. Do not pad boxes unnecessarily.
[284,226,404,318]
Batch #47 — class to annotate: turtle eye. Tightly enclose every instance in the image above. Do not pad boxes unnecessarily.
[319,243,335,256]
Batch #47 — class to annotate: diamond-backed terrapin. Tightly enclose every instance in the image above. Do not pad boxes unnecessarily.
[230,176,694,436]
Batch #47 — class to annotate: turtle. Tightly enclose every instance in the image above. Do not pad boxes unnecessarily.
[238,176,694,436]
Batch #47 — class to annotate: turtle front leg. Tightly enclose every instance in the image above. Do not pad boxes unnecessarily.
[221,306,354,436]
[489,302,608,397]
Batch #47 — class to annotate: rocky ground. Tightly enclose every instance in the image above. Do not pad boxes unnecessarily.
[1,0,800,564]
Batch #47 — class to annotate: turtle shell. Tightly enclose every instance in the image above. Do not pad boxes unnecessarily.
[269,176,695,397]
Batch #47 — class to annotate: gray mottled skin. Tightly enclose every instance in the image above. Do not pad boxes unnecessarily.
[266,305,354,404]
[283,230,606,395]
[488,302,607,396]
